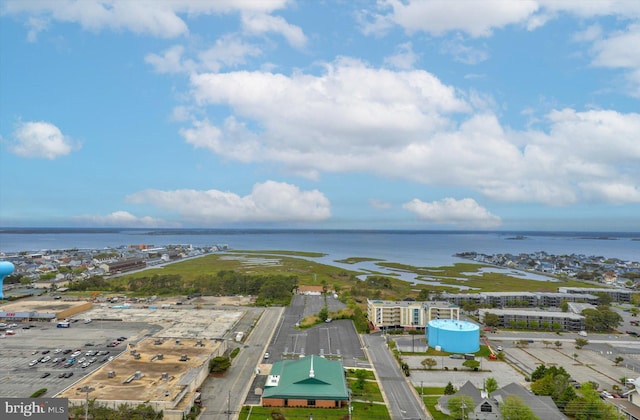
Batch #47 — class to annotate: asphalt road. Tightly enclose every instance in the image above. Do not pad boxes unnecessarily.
[199,306,284,419]
[363,335,429,420]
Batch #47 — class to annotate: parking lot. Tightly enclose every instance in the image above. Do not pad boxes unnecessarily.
[265,294,368,368]
[0,320,158,398]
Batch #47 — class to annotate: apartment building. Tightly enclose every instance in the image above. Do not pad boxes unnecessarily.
[366,299,459,330]
[478,308,585,331]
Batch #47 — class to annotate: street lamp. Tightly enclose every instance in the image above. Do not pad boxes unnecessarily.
[81,386,95,420]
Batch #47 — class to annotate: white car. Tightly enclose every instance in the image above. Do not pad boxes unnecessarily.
[29,360,39,367]
[601,391,613,398]
[264,353,270,359]
[496,346,503,352]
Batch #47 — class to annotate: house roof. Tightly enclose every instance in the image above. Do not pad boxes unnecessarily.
[493,383,567,420]
[438,381,567,420]
[262,355,349,401]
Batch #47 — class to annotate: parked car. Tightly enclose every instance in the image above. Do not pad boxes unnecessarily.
[40,372,50,378]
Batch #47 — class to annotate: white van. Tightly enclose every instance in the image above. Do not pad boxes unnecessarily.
[578,330,588,337]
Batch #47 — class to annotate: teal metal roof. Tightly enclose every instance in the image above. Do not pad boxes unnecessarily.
[263,355,349,400]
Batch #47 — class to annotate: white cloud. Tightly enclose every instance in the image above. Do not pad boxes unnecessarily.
[145,45,194,74]
[440,35,489,65]
[180,57,640,206]
[2,0,291,39]
[73,211,170,227]
[241,13,307,49]
[198,34,263,72]
[125,181,331,224]
[384,42,419,70]
[8,121,79,159]
[372,0,540,38]
[403,197,502,228]
[366,0,640,38]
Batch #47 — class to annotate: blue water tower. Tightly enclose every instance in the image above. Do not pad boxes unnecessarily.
[0,261,16,299]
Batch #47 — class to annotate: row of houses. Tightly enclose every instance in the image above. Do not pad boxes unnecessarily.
[0,244,228,285]
[456,250,640,285]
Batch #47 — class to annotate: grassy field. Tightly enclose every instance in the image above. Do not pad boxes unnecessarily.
[424,396,453,420]
[239,401,390,419]
[376,261,594,292]
[107,251,596,301]
[347,379,384,402]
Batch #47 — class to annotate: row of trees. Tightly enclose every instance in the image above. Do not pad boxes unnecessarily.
[68,401,162,419]
[482,305,622,333]
[68,271,299,305]
[529,364,618,419]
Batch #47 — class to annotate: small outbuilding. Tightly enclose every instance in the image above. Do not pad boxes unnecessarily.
[262,355,349,408]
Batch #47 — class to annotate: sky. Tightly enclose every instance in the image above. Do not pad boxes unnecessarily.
[1,0,639,231]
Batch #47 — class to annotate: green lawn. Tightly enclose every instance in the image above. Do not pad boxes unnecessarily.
[347,379,384,402]
[239,401,390,419]
[345,369,376,380]
[424,396,453,420]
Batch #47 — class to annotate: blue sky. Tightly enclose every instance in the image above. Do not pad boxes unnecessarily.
[1,0,639,231]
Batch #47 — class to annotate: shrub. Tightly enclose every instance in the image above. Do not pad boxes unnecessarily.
[30,388,47,398]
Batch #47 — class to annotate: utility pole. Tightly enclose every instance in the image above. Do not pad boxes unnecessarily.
[461,400,466,420]
[227,390,230,420]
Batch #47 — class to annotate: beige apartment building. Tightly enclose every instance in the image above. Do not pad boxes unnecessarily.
[367,299,459,330]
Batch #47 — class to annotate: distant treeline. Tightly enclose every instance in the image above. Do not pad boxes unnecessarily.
[68,270,298,306]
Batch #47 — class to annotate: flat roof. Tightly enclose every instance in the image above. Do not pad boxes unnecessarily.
[428,319,479,331]
[0,298,89,313]
[58,337,221,404]
[479,308,585,319]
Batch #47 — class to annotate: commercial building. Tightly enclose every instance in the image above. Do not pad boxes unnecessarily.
[58,337,225,420]
[478,308,585,331]
[262,355,349,408]
[366,299,459,330]
[0,299,92,322]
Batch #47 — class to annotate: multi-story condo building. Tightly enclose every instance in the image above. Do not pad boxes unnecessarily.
[478,308,585,331]
[441,291,605,308]
[557,287,632,303]
[367,299,459,330]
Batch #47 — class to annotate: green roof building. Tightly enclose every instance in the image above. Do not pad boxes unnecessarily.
[262,355,349,408]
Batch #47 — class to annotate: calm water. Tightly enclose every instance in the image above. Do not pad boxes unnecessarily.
[1,229,639,267]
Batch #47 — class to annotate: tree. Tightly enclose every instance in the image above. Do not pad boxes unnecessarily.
[485,377,498,395]
[421,357,437,370]
[614,356,624,366]
[575,338,589,349]
[542,340,552,348]
[594,292,613,306]
[560,300,569,312]
[447,395,474,420]
[554,340,562,348]
[208,356,231,373]
[444,382,456,395]
[501,395,539,420]
[583,306,622,332]
[462,359,480,371]
[318,306,329,322]
[483,312,500,327]
[565,382,619,420]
